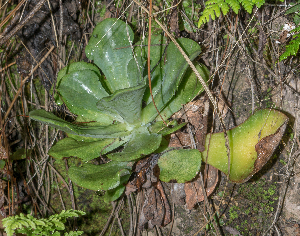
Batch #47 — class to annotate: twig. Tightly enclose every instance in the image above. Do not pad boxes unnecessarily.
[127,196,133,236]
[4,45,54,121]
[47,162,71,193]
[0,0,48,45]
[99,201,118,236]
[0,0,27,30]
[109,198,124,236]
[26,163,54,214]
[64,159,76,210]
[0,61,16,73]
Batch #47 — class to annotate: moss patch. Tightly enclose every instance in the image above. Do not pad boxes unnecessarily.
[50,158,130,235]
[223,179,278,235]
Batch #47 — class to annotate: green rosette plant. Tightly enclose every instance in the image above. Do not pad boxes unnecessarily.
[29,18,209,202]
[30,18,289,203]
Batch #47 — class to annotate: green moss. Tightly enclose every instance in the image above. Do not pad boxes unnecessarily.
[224,178,279,235]
[50,158,128,235]
[229,206,239,221]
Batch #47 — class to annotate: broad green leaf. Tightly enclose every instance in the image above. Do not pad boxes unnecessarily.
[55,62,104,105]
[103,174,129,202]
[154,136,170,153]
[48,137,129,161]
[29,110,130,138]
[141,38,202,124]
[126,57,145,87]
[157,63,209,121]
[97,83,146,124]
[104,185,126,203]
[56,62,103,90]
[85,18,135,92]
[135,35,168,104]
[158,149,202,183]
[58,69,113,125]
[148,120,187,136]
[68,162,131,191]
[107,127,162,161]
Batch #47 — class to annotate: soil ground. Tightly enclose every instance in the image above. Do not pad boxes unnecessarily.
[0,0,300,235]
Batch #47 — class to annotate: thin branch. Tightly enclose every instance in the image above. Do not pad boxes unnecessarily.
[4,45,55,121]
[0,0,48,46]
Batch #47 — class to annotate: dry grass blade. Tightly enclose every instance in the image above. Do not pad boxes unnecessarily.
[4,45,54,122]
[0,0,27,31]
[0,0,48,45]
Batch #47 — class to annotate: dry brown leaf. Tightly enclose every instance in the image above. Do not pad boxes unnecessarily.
[184,164,219,209]
[241,120,288,183]
[125,155,172,229]
[156,181,171,226]
[184,98,209,152]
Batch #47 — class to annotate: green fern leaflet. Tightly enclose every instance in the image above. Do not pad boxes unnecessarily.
[280,26,300,61]
[2,209,85,236]
[198,0,274,27]
[280,2,300,61]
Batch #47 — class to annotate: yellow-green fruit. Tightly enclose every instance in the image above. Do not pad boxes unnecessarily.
[201,109,288,183]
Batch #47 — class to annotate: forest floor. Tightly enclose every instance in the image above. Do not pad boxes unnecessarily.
[0,0,299,235]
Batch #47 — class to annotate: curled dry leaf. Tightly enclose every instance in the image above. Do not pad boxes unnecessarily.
[172,96,209,151]
[241,120,288,183]
[184,97,209,152]
[125,155,171,229]
[184,164,219,209]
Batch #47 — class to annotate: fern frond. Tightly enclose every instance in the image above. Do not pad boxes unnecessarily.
[2,209,86,236]
[198,0,231,26]
[219,2,230,15]
[51,218,66,230]
[286,2,300,14]
[279,33,300,61]
[198,0,266,27]
[225,0,240,14]
[292,25,300,33]
[238,0,254,13]
[254,0,265,8]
